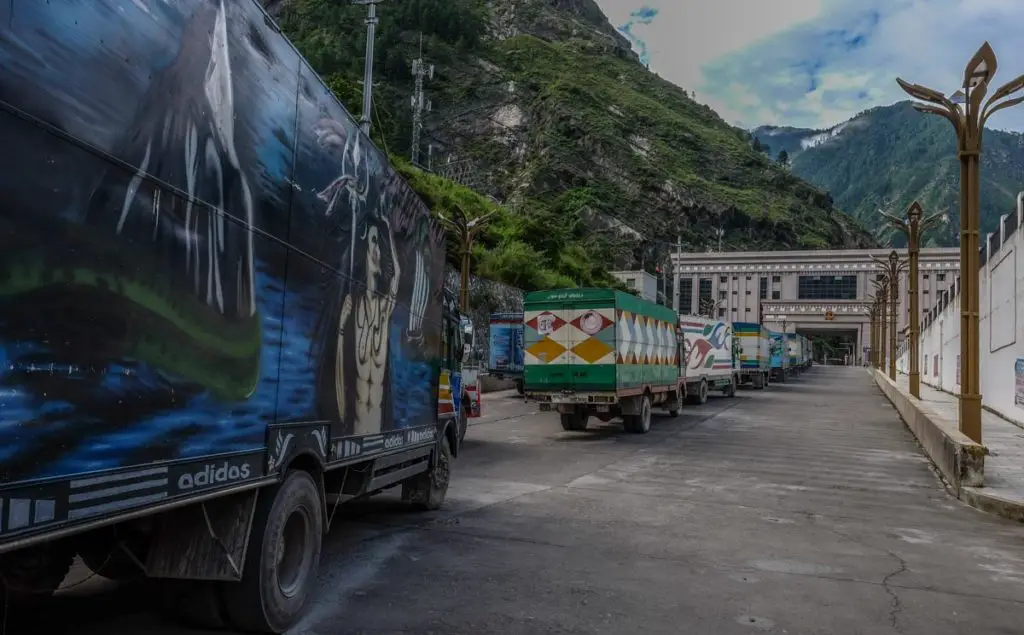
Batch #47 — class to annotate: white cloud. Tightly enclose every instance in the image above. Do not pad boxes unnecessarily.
[597,0,1024,132]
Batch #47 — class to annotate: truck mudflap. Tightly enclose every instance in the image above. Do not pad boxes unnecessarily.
[465,380,482,418]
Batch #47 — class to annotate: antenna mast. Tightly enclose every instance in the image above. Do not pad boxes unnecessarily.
[411,34,434,166]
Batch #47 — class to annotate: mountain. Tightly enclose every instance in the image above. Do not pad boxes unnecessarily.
[270,0,875,290]
[755,102,1024,248]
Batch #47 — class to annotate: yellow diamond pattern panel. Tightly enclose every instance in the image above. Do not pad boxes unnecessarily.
[571,336,615,364]
[526,336,567,364]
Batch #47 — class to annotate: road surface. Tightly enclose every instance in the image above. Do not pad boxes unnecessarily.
[12,366,1024,634]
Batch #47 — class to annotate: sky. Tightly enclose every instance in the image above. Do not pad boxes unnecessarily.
[597,0,1024,133]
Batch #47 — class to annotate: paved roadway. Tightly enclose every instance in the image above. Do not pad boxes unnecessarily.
[16,366,1024,634]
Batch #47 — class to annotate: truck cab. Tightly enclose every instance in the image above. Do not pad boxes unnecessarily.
[440,294,481,446]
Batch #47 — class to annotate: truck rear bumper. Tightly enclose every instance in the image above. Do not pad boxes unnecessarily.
[526,392,619,414]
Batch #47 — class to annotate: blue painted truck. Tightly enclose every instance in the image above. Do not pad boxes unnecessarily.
[768,330,789,382]
[0,1,470,630]
[489,312,525,394]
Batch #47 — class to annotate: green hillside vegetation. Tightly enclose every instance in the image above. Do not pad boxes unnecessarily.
[391,157,622,290]
[276,0,874,288]
[756,102,1024,247]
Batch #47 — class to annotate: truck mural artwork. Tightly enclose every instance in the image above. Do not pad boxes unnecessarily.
[679,317,738,402]
[732,322,770,389]
[488,312,525,394]
[0,0,475,631]
[522,288,685,434]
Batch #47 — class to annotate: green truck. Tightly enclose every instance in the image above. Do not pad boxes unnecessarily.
[522,288,685,433]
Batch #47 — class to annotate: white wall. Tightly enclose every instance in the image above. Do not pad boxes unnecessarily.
[898,194,1024,425]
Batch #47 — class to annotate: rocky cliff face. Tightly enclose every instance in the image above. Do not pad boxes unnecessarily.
[486,0,637,60]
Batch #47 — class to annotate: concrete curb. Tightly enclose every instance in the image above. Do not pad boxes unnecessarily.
[870,369,1024,523]
[960,487,1024,523]
[870,369,985,492]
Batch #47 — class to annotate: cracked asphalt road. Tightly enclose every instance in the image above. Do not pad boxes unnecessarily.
[18,366,1024,634]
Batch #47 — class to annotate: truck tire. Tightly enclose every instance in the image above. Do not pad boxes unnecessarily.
[686,379,708,405]
[403,435,453,511]
[723,377,737,398]
[625,394,652,434]
[79,541,148,582]
[222,469,323,634]
[0,543,74,598]
[515,378,524,395]
[559,412,588,431]
[752,373,764,390]
[458,403,469,445]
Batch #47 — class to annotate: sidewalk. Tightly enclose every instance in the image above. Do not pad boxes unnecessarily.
[891,372,1024,522]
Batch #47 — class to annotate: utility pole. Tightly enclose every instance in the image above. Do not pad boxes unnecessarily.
[672,236,682,313]
[353,0,383,136]
[410,34,434,166]
[716,226,724,252]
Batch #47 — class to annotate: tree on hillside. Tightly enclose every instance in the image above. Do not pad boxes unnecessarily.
[752,137,763,152]
[777,148,789,166]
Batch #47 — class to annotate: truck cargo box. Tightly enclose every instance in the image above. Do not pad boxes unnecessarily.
[732,322,770,371]
[523,288,680,394]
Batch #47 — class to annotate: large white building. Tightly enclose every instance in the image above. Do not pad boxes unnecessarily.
[670,247,961,363]
[609,269,658,303]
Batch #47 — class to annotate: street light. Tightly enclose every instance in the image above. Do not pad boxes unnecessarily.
[879,201,948,397]
[867,294,879,369]
[437,203,497,313]
[897,41,1024,442]
[871,277,889,372]
[873,251,907,381]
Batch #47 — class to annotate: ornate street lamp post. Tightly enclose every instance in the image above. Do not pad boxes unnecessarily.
[872,277,889,372]
[874,251,907,381]
[437,203,497,313]
[879,201,948,397]
[868,295,879,369]
[897,41,1024,442]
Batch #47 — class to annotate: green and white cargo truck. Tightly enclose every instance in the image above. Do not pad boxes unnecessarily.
[522,288,685,434]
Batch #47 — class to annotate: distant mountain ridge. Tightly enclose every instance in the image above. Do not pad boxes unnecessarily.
[754,101,1024,248]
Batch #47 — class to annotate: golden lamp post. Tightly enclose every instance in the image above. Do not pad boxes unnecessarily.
[897,41,1024,442]
[437,203,497,313]
[879,202,948,398]
[873,251,907,381]
[871,277,889,372]
[867,295,880,369]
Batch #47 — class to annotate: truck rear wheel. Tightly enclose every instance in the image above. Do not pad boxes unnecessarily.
[458,403,469,444]
[686,379,708,405]
[515,378,524,395]
[222,469,323,634]
[624,394,652,433]
[403,435,453,511]
[723,377,737,398]
[560,411,589,431]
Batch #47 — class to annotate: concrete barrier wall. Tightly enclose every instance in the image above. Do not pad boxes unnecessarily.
[897,195,1024,426]
[444,267,525,370]
[871,369,985,493]
[480,375,518,393]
